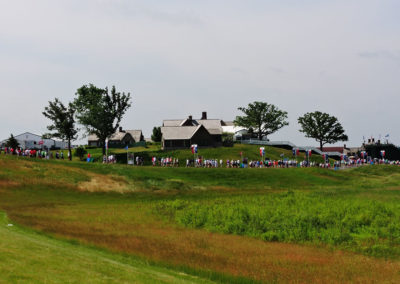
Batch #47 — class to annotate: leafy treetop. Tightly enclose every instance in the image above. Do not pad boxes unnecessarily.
[234,101,289,140]
[74,84,132,154]
[298,111,348,151]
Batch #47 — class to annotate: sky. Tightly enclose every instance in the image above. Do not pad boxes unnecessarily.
[0,0,399,147]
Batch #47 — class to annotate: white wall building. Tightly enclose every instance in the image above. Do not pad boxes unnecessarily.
[1,132,68,149]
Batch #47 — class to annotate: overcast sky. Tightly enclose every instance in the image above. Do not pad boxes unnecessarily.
[1,0,399,146]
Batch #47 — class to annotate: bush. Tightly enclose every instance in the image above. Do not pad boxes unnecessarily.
[222,133,234,147]
[75,146,87,160]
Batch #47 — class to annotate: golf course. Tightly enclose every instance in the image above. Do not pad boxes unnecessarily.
[2,152,400,283]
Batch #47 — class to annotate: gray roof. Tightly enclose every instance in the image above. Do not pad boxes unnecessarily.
[88,130,140,142]
[162,119,223,135]
[197,119,223,135]
[163,120,184,127]
[223,121,234,126]
[161,126,202,140]
[88,132,128,142]
[126,130,143,142]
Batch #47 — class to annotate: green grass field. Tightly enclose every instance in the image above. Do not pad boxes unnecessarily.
[2,155,400,282]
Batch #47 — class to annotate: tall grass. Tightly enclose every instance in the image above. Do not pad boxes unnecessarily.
[157,191,400,258]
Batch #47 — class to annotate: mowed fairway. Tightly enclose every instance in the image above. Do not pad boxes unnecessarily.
[2,156,400,282]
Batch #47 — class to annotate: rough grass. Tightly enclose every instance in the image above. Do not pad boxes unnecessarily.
[0,212,215,284]
[2,156,400,282]
[156,191,400,258]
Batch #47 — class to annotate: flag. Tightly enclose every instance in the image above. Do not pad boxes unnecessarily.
[105,138,109,150]
[38,140,44,145]
[125,145,129,151]
[381,150,385,158]
[260,147,265,156]
[385,134,389,138]
[191,144,198,154]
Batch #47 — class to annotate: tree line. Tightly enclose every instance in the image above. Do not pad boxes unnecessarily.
[233,101,348,151]
[5,84,347,161]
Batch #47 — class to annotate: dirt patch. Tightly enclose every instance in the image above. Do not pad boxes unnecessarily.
[77,173,132,193]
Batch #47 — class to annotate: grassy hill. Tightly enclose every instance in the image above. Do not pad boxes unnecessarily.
[0,212,213,283]
[2,155,400,282]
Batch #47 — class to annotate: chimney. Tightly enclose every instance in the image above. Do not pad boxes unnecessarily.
[188,115,192,121]
[119,126,124,132]
[201,111,207,120]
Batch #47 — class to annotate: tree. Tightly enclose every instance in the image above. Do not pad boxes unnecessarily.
[234,101,289,140]
[74,84,132,155]
[298,111,348,151]
[43,98,78,161]
[151,126,162,142]
[74,146,87,161]
[5,134,19,150]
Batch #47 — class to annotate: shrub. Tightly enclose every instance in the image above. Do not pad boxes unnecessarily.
[75,146,87,160]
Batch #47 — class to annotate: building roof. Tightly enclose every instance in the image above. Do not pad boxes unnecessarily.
[163,120,184,127]
[162,118,223,135]
[88,132,132,142]
[88,128,143,142]
[319,147,345,153]
[222,121,235,126]
[161,125,203,140]
[126,130,143,142]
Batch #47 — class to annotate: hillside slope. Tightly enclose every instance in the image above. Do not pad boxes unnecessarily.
[0,211,213,283]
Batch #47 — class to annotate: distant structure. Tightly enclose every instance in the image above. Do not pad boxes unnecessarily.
[87,127,144,148]
[0,132,67,149]
[161,112,231,150]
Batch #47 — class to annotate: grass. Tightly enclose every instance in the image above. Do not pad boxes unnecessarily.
[2,155,400,282]
[0,212,215,284]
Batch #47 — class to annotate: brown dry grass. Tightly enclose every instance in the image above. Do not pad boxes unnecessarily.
[77,173,131,193]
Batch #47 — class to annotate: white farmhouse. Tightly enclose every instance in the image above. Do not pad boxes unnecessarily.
[1,132,67,149]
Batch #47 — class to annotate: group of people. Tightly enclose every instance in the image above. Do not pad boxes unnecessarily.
[2,147,69,159]
[102,154,117,164]
[4,146,400,170]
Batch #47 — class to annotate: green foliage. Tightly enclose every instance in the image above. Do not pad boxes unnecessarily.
[222,133,234,147]
[5,134,19,150]
[234,101,289,140]
[151,126,162,142]
[42,98,77,160]
[74,146,87,160]
[73,84,132,155]
[298,111,348,151]
[365,143,400,160]
[158,191,400,258]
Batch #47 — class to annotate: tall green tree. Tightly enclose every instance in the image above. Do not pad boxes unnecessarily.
[234,101,289,140]
[5,134,19,150]
[42,98,78,160]
[74,84,132,155]
[151,126,162,142]
[298,111,348,151]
